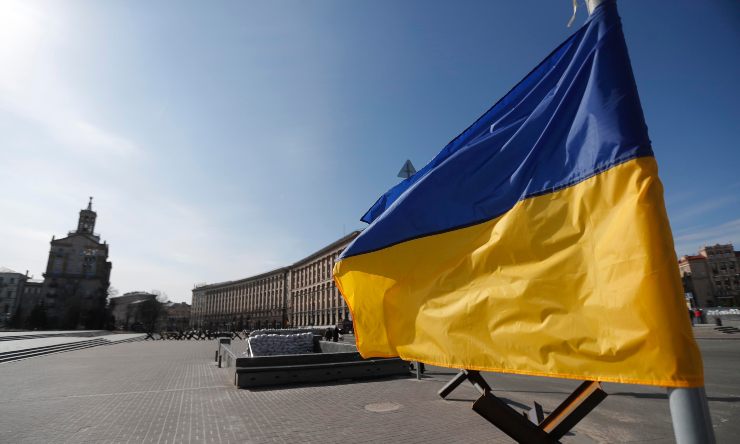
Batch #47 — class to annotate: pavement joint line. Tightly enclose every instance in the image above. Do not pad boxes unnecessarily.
[0,384,232,404]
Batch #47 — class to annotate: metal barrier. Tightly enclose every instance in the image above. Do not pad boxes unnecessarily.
[217,341,237,368]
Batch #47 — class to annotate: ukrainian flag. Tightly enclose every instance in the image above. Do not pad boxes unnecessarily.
[334,1,703,388]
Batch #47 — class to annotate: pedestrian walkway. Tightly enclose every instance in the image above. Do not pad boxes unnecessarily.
[692,324,740,339]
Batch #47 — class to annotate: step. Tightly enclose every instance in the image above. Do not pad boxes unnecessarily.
[0,342,107,363]
[0,339,110,363]
[0,334,57,342]
[0,339,109,359]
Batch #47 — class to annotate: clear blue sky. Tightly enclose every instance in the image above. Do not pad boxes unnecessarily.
[1,0,738,302]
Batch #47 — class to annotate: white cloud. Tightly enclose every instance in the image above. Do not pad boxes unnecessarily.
[54,119,142,159]
[669,195,738,222]
[673,218,740,256]
[0,1,142,163]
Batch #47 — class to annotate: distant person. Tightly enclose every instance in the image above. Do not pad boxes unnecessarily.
[332,327,339,342]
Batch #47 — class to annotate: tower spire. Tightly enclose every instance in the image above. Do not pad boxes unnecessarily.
[76,197,98,235]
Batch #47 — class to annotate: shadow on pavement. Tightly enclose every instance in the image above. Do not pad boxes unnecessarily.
[610,392,740,403]
[243,374,415,392]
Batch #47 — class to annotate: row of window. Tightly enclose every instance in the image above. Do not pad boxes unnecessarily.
[194,250,344,317]
[292,251,341,289]
[292,308,350,327]
[711,261,737,274]
[191,234,359,326]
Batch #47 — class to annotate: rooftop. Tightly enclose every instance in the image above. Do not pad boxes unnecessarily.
[680,255,706,262]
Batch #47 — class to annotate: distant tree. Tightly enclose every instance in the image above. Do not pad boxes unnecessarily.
[27,304,48,330]
[138,298,166,332]
[7,307,20,328]
[105,297,118,330]
[102,309,116,330]
[151,289,170,304]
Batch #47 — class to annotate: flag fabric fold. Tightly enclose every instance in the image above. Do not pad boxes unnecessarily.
[334,0,703,388]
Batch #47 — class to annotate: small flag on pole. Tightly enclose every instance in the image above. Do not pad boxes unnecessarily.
[334,1,703,388]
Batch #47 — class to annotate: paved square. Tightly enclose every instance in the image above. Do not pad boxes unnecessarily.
[0,335,737,443]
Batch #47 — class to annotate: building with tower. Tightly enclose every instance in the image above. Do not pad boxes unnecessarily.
[17,198,113,329]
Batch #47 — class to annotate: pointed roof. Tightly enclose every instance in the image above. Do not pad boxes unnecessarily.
[0,267,21,274]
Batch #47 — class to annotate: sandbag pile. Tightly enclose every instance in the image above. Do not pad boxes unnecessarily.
[248,328,313,337]
[247,332,314,356]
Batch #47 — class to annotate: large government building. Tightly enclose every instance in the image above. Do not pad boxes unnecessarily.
[191,231,359,330]
[191,267,289,331]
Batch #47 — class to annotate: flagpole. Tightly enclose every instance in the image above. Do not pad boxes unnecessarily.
[667,387,715,443]
[586,0,606,15]
[583,1,715,442]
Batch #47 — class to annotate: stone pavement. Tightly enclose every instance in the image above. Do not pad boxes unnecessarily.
[692,324,740,339]
[0,336,738,443]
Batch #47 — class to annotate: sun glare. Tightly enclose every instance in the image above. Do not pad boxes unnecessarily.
[0,0,43,62]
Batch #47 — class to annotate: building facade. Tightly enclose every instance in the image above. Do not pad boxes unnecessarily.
[290,232,358,328]
[191,267,290,330]
[164,302,191,331]
[0,267,29,327]
[679,243,739,307]
[191,231,360,330]
[18,199,113,329]
[109,292,157,330]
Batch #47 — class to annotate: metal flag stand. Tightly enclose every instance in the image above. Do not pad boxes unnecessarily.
[437,366,715,443]
[438,370,607,443]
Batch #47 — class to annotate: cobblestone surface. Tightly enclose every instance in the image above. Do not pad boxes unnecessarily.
[0,338,737,443]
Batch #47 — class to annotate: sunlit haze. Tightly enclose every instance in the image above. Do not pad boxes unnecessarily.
[2,0,738,302]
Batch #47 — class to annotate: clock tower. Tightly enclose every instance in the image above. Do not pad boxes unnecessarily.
[76,196,97,235]
[17,197,112,329]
